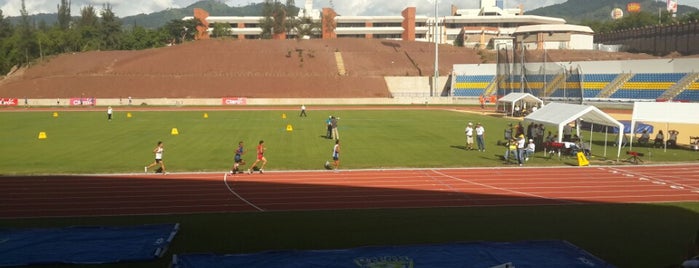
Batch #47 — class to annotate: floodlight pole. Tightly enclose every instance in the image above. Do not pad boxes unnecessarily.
[433,0,439,97]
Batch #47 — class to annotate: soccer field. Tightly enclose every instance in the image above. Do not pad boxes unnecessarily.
[1,107,697,174]
[0,108,521,174]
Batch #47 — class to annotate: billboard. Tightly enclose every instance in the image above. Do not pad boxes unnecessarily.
[0,98,19,106]
[69,97,96,106]
[611,8,624,20]
[222,97,247,105]
[627,2,641,13]
[667,0,678,13]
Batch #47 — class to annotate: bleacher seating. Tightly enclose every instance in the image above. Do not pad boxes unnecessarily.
[674,82,699,102]
[452,71,696,102]
[580,74,617,98]
[453,75,495,97]
[610,73,686,100]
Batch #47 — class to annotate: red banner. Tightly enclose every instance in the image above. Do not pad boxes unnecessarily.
[0,98,18,106]
[222,97,247,105]
[69,98,96,106]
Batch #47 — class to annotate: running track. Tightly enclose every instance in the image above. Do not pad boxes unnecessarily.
[2,164,698,218]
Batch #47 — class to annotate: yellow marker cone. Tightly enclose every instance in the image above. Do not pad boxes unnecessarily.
[38,131,47,139]
[286,124,293,132]
[282,113,287,119]
[171,128,179,135]
[52,112,58,118]
[577,152,589,166]
[127,112,132,118]
[203,113,209,118]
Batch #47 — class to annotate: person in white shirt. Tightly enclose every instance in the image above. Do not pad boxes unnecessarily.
[475,123,486,152]
[525,139,536,161]
[107,106,113,121]
[145,141,166,174]
[516,134,526,166]
[464,122,474,150]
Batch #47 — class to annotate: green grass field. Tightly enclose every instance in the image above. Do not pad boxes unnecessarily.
[2,108,697,174]
[1,107,698,267]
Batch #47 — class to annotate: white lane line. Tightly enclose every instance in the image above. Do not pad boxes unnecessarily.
[223,173,265,212]
[430,169,580,205]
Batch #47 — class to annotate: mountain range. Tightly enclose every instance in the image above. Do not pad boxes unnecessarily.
[6,0,698,29]
[528,0,698,23]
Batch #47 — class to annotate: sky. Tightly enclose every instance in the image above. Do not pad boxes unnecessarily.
[2,0,699,17]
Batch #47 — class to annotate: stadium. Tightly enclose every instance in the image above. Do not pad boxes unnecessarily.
[1,1,699,267]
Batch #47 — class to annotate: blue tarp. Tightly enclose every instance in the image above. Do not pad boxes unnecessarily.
[0,223,179,267]
[172,240,615,268]
[580,120,653,134]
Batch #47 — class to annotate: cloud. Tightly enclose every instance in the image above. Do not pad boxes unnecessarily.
[1,0,696,18]
[1,0,181,17]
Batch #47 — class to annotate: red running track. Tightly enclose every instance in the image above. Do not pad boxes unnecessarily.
[2,164,698,218]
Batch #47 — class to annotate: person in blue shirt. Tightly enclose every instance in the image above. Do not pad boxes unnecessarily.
[230,141,246,174]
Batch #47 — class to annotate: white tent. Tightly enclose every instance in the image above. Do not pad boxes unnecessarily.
[630,102,699,151]
[524,102,625,159]
[496,93,544,117]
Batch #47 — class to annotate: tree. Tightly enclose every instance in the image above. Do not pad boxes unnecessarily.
[0,9,16,74]
[99,4,122,50]
[76,5,100,50]
[57,0,71,30]
[259,0,287,39]
[161,18,202,44]
[121,25,162,49]
[210,22,229,38]
[0,9,12,39]
[16,0,39,65]
[289,16,321,39]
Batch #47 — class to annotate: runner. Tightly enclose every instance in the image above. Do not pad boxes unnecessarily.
[229,141,246,174]
[145,141,166,174]
[248,140,267,174]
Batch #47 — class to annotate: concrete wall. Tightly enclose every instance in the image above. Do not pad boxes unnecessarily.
[18,96,474,107]
[7,76,469,107]
[384,76,449,97]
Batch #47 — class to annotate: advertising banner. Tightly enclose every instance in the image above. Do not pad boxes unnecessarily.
[222,97,247,105]
[0,98,19,106]
[69,98,96,106]
[668,0,678,13]
[627,2,641,13]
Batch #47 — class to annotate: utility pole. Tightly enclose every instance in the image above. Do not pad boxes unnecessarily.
[433,0,439,97]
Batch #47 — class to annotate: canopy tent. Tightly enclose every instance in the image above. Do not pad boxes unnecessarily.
[496,93,544,117]
[630,102,699,151]
[525,102,625,159]
[580,120,654,134]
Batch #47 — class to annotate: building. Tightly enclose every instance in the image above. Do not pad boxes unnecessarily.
[184,0,593,50]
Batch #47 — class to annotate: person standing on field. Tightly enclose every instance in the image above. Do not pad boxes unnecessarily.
[107,106,113,121]
[145,141,166,174]
[326,116,333,139]
[331,116,339,140]
[332,140,340,171]
[464,122,474,150]
[300,104,307,117]
[475,123,486,152]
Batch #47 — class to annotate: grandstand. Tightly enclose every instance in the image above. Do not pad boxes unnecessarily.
[452,58,699,103]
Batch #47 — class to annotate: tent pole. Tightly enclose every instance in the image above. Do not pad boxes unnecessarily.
[589,123,593,155]
[604,126,608,158]
[665,123,668,152]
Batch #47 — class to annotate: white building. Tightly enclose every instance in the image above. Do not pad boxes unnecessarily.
[184,0,593,50]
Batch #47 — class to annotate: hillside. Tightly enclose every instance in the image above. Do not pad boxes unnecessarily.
[0,39,481,98]
[527,0,698,23]
[6,0,296,29]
